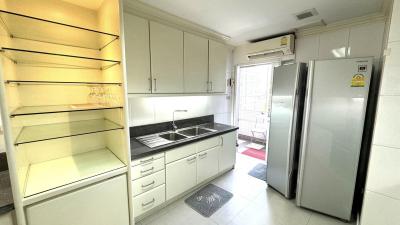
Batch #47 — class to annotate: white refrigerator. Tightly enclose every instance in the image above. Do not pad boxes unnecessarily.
[296,57,373,221]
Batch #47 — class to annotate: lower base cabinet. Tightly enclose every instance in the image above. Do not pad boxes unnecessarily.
[0,211,16,225]
[219,131,237,172]
[25,175,130,225]
[166,154,197,200]
[197,147,219,184]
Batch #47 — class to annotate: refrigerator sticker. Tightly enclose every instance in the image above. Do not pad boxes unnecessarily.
[351,74,365,87]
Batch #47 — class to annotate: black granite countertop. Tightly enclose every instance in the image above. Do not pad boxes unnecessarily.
[0,170,14,215]
[130,116,238,159]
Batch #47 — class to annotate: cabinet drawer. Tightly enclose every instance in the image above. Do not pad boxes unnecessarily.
[133,170,165,196]
[197,136,221,152]
[134,184,165,217]
[132,158,165,180]
[165,144,196,163]
[132,152,165,166]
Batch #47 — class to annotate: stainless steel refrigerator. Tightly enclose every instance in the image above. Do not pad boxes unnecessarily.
[296,57,373,221]
[266,63,307,199]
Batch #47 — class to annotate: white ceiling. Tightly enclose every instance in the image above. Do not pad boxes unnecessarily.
[138,0,385,45]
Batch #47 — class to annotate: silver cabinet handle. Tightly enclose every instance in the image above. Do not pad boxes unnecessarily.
[140,167,154,174]
[140,157,154,164]
[153,78,157,92]
[141,180,155,188]
[199,152,207,157]
[186,156,197,163]
[142,198,155,207]
[148,78,152,92]
[206,81,210,92]
[210,81,213,91]
[221,136,224,146]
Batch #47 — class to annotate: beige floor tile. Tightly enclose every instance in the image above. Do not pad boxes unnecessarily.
[307,212,356,225]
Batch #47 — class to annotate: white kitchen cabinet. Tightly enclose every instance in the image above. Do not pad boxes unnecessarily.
[209,40,229,93]
[124,13,152,93]
[150,21,184,93]
[132,157,165,180]
[0,211,16,225]
[132,169,165,196]
[197,146,219,183]
[133,184,166,217]
[165,143,197,163]
[184,32,209,93]
[166,154,197,200]
[25,175,130,225]
[219,131,237,172]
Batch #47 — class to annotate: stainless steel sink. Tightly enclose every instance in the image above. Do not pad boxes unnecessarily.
[177,127,216,137]
[136,125,217,148]
[159,132,187,141]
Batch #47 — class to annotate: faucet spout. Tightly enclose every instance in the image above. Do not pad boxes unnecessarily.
[172,109,188,131]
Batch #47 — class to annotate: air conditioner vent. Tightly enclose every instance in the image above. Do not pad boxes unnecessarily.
[295,8,318,20]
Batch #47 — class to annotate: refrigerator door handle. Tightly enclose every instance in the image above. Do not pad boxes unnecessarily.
[296,60,315,206]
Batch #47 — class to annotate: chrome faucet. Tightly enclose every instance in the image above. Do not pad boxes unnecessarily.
[172,110,188,131]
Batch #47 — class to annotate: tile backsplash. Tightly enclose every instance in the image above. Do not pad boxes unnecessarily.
[128,95,232,127]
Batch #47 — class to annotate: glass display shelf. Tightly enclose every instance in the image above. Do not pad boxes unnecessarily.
[15,119,123,145]
[0,10,119,50]
[0,48,120,70]
[5,80,122,86]
[24,148,126,197]
[10,104,123,117]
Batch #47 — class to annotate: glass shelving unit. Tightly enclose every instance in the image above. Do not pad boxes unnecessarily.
[0,47,120,70]
[24,148,126,197]
[10,104,123,117]
[0,2,131,220]
[5,80,122,86]
[15,119,123,145]
[0,10,119,50]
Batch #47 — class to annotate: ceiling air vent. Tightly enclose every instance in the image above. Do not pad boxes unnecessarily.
[295,8,318,20]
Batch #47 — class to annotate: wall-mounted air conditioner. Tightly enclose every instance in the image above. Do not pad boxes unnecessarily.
[246,34,295,60]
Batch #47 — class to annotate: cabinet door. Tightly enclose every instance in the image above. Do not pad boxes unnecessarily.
[150,21,184,93]
[166,154,197,200]
[209,40,228,93]
[0,211,15,225]
[25,175,130,225]
[184,32,208,93]
[219,131,237,172]
[197,147,219,184]
[124,14,152,93]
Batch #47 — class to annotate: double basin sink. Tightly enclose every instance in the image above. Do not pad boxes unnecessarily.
[136,126,217,148]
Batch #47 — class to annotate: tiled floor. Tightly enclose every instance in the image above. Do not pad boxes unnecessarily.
[136,153,355,225]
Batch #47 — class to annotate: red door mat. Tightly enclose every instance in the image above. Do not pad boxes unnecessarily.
[241,148,266,160]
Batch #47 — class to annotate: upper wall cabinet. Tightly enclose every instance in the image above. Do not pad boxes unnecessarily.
[150,21,184,93]
[124,13,151,93]
[209,40,229,93]
[184,33,209,93]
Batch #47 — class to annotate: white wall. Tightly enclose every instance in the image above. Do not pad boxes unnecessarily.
[127,95,232,126]
[361,1,400,224]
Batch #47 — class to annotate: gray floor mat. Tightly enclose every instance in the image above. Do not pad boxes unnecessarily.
[248,163,267,181]
[184,184,233,217]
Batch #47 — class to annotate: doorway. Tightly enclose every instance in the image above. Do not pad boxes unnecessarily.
[234,63,274,165]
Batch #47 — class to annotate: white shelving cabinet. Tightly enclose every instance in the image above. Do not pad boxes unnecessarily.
[0,1,133,224]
